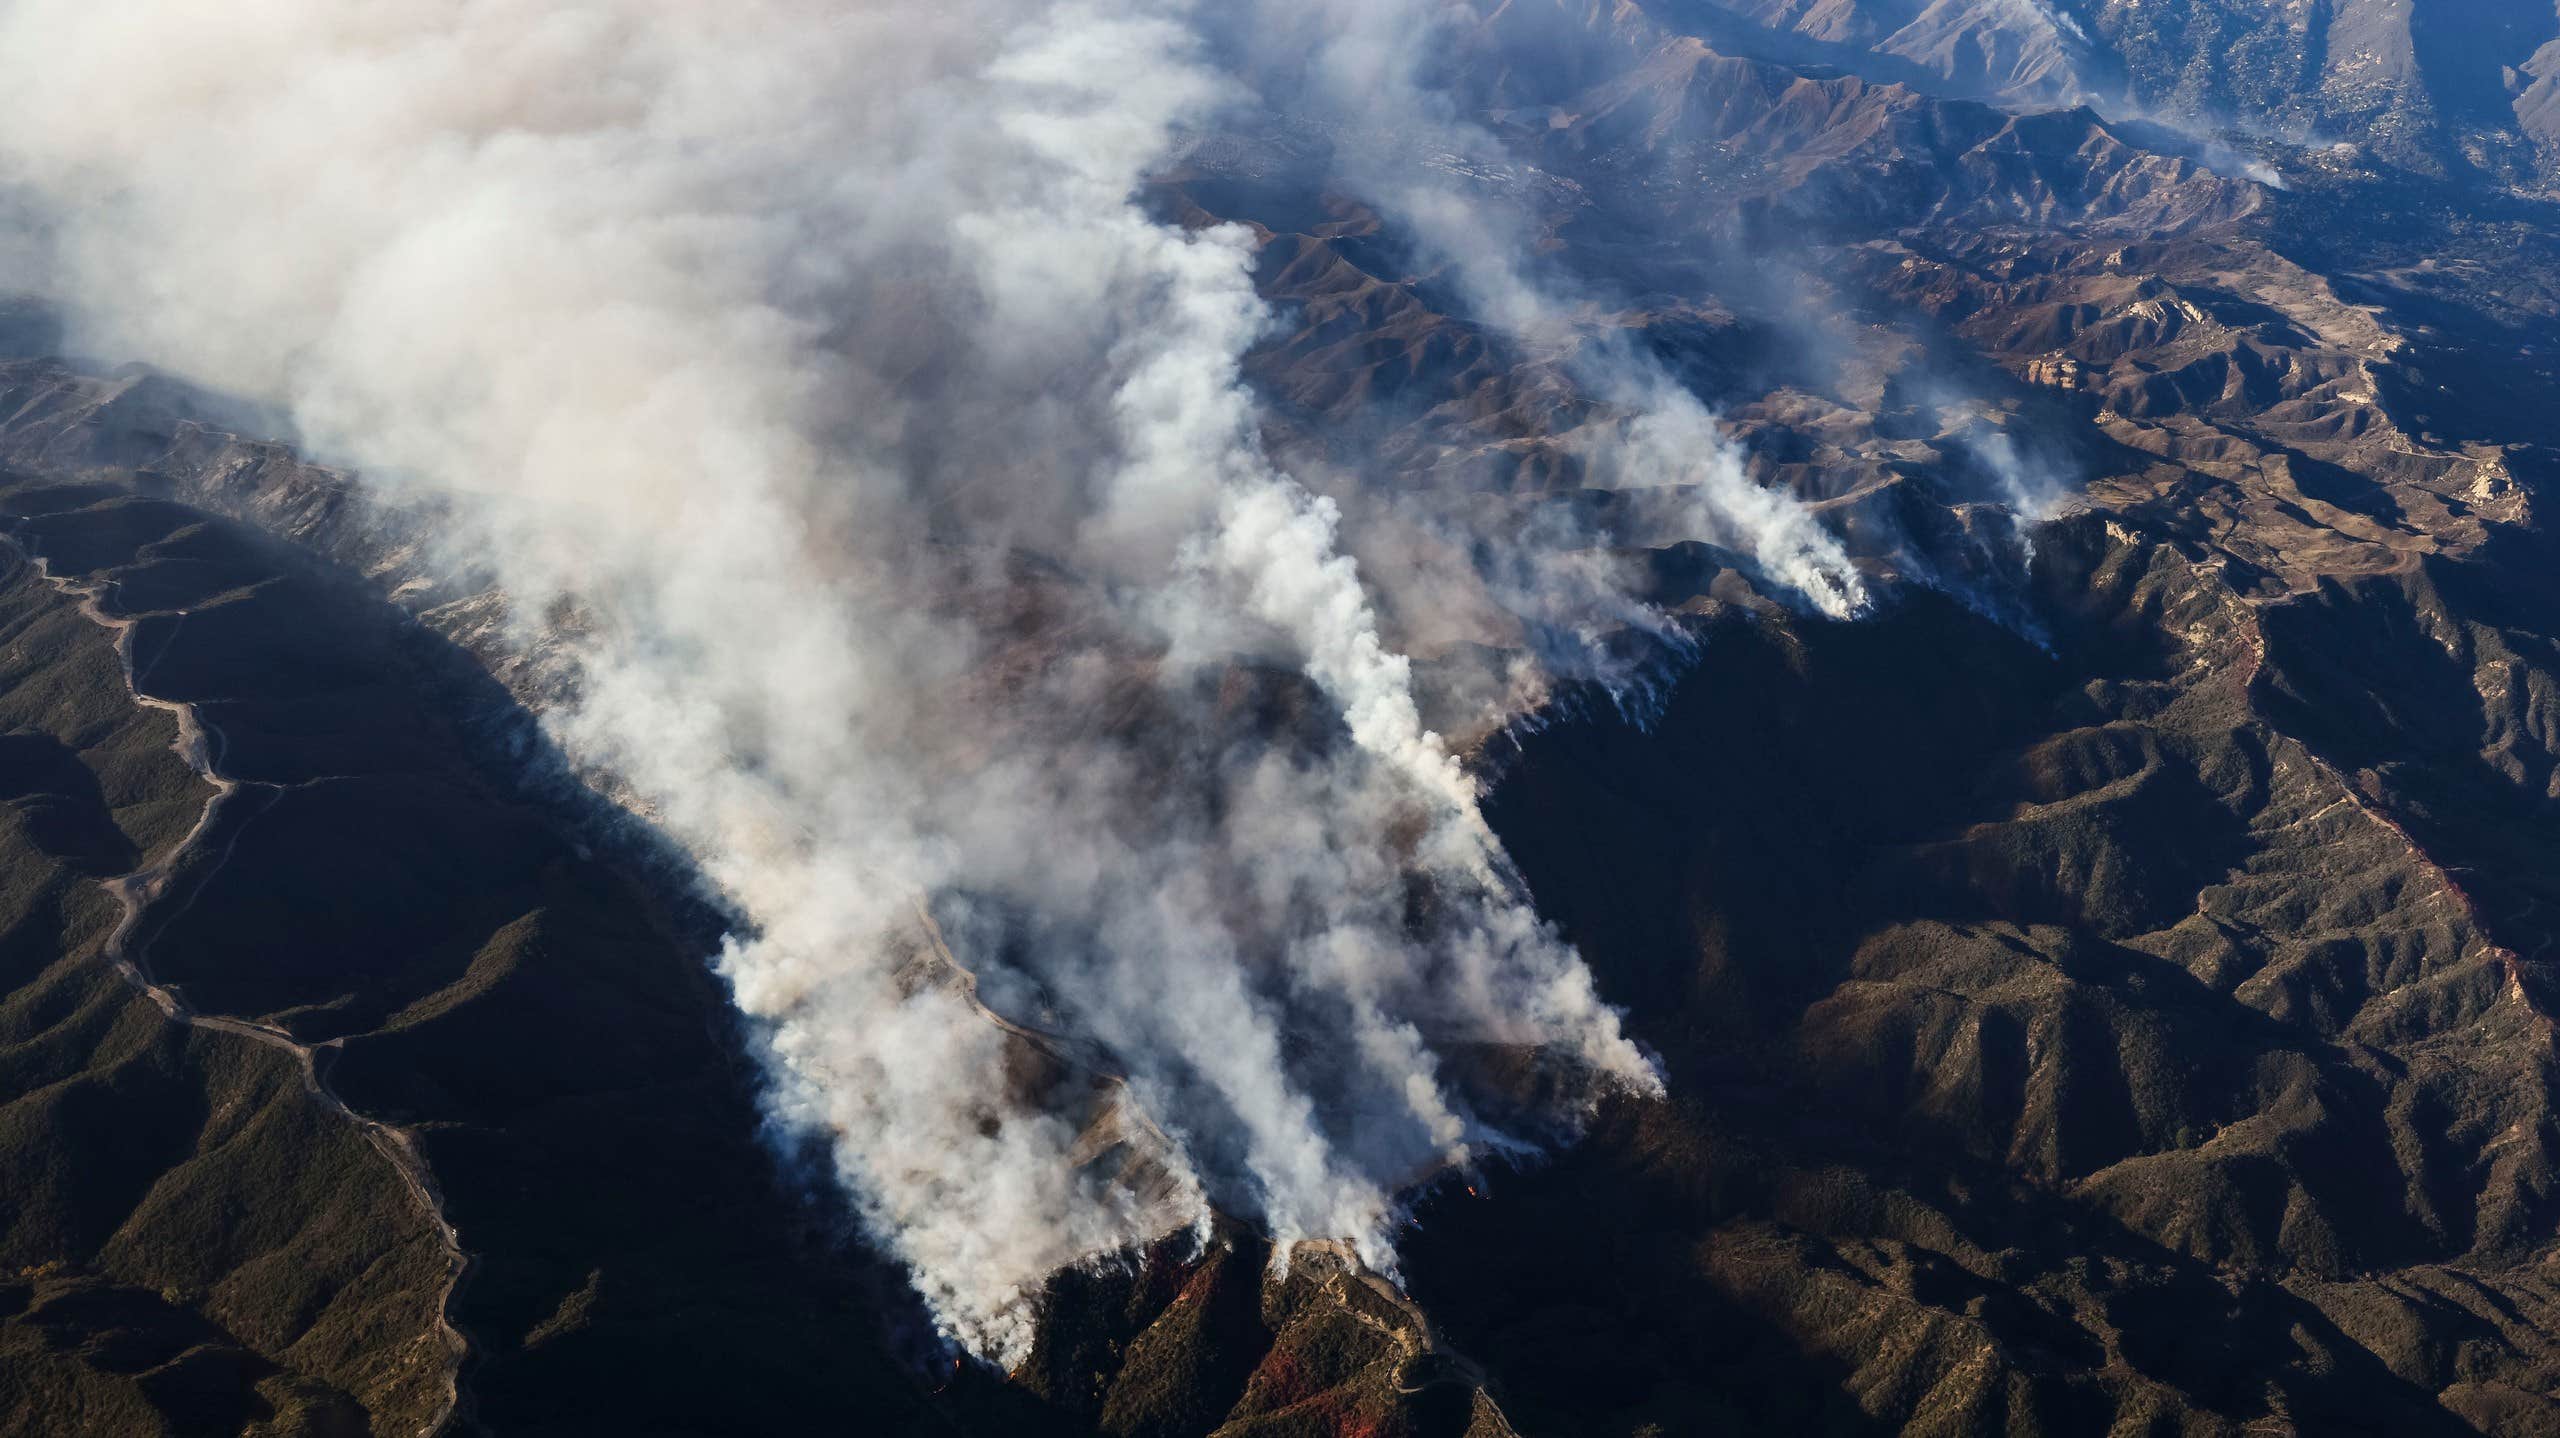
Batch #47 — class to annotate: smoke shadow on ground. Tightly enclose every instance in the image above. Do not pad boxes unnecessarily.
[0,456,967,1433]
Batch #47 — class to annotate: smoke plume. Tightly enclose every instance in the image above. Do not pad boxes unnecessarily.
[1235,0,1869,639]
[0,0,1852,1357]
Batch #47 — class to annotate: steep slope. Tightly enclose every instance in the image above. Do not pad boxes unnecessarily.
[1430,515,2560,1433]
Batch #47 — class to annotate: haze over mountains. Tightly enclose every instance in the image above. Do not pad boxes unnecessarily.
[1665,0,2560,178]
[3,1,2560,1435]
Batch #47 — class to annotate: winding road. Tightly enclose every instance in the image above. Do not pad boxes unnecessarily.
[32,555,477,1438]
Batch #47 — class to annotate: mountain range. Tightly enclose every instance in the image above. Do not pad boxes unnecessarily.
[8,1,2560,1434]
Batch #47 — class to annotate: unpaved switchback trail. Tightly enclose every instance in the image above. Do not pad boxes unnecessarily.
[31,554,479,1438]
[1289,1235,1507,1427]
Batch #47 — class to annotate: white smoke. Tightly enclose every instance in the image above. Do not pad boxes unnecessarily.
[2009,0,2091,47]
[0,0,1858,1362]
[1240,0,1871,640]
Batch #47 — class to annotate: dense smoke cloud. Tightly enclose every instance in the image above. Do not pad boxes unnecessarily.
[0,0,1855,1357]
